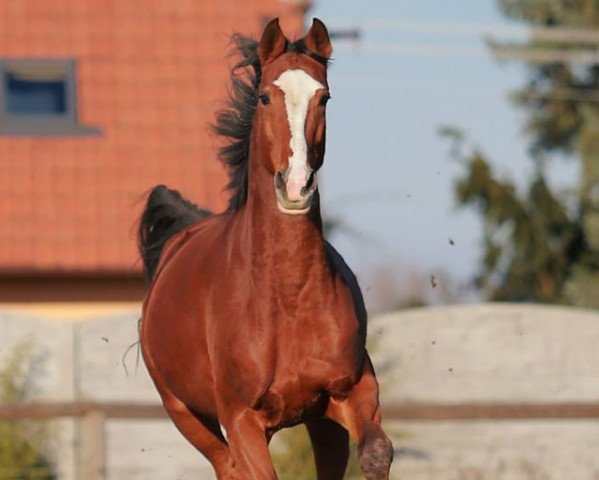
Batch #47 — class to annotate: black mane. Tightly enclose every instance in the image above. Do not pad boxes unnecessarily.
[212,34,329,211]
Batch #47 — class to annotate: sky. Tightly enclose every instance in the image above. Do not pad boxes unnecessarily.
[305,0,578,307]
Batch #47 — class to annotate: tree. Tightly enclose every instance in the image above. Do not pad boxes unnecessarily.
[0,342,56,480]
[445,0,599,307]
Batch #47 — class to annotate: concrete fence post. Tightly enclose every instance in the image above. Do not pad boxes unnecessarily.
[79,408,107,480]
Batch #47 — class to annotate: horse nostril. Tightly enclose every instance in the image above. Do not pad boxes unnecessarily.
[275,171,285,190]
[301,171,316,196]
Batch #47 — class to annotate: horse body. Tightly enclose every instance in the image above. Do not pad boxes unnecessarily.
[142,196,364,423]
[139,18,392,480]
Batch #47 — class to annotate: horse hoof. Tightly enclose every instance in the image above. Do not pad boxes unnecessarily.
[359,434,393,480]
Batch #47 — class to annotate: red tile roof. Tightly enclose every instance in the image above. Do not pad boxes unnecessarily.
[0,0,305,274]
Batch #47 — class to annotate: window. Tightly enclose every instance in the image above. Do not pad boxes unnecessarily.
[0,59,100,136]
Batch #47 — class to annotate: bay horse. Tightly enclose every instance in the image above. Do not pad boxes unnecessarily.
[138,18,393,480]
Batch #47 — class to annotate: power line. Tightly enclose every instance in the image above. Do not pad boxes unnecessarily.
[529,26,599,44]
[328,19,528,37]
[490,44,599,65]
[334,40,599,65]
[516,88,599,104]
[329,18,599,64]
[357,42,485,59]
[337,40,599,65]
[326,19,599,106]
[328,19,599,44]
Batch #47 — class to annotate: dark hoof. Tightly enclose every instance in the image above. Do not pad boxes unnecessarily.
[359,434,393,480]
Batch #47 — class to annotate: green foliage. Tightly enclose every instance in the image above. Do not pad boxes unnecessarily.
[494,1,599,157]
[271,424,361,480]
[444,0,599,306]
[0,342,55,480]
[499,0,599,27]
[446,140,590,302]
[271,425,317,480]
[495,1,599,176]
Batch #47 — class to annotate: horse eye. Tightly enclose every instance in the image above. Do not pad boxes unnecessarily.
[259,93,270,105]
[320,94,331,106]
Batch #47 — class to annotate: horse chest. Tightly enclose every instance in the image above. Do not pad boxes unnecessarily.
[257,351,357,429]
[264,313,360,422]
[211,266,364,425]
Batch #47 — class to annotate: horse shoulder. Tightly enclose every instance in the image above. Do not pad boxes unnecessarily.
[324,241,367,335]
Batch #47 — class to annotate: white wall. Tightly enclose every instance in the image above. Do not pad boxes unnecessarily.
[2,303,599,480]
[0,311,76,480]
[0,308,214,480]
[370,303,599,480]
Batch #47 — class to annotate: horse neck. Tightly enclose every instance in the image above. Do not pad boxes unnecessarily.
[238,146,329,292]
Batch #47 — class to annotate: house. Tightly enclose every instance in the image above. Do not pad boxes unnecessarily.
[0,7,310,479]
[0,0,307,304]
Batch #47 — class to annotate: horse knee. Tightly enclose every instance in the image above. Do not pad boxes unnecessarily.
[358,432,393,480]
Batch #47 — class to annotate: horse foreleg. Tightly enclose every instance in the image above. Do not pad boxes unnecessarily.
[161,397,239,479]
[305,418,349,480]
[143,352,238,479]
[221,408,277,480]
[325,354,393,480]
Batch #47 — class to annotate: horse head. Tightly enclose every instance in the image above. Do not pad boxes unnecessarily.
[254,18,332,215]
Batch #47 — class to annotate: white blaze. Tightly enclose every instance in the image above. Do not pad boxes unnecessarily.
[273,69,324,201]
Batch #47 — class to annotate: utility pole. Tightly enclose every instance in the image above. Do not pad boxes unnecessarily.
[329,28,361,41]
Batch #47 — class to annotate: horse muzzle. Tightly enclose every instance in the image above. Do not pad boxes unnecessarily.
[274,169,318,215]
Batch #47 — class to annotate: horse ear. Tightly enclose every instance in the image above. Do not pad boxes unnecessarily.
[304,18,332,60]
[258,18,288,65]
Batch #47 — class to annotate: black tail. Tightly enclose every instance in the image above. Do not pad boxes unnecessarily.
[138,185,212,283]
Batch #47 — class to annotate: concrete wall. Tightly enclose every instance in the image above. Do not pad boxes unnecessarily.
[2,303,599,479]
[0,307,213,480]
[0,310,76,480]
[370,303,599,480]
[77,314,214,480]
